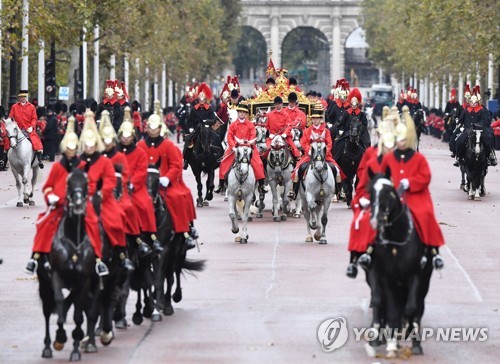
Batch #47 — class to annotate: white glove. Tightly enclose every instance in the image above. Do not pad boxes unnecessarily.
[232,147,237,152]
[159,176,170,188]
[459,127,464,132]
[281,133,287,138]
[359,197,370,209]
[339,130,344,136]
[269,134,275,139]
[129,183,134,191]
[47,194,59,205]
[400,178,410,191]
[189,128,194,133]
[27,127,33,133]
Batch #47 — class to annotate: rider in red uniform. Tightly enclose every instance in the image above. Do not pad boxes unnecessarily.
[8,90,44,168]
[137,113,199,249]
[24,116,108,275]
[219,104,266,192]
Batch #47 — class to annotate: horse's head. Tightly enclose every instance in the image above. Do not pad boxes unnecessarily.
[291,128,302,148]
[310,141,327,170]
[234,138,254,174]
[467,126,484,157]
[4,118,19,148]
[349,116,362,142]
[269,134,289,168]
[147,162,161,202]
[66,169,88,216]
[368,172,400,230]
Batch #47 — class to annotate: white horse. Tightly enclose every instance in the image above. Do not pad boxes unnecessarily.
[227,139,256,244]
[4,118,40,207]
[222,108,238,150]
[365,106,378,146]
[253,113,269,217]
[298,141,335,244]
[266,134,293,222]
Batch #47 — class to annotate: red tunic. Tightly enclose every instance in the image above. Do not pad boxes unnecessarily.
[8,102,43,151]
[292,124,344,179]
[104,149,141,236]
[138,137,196,233]
[80,154,126,248]
[265,108,301,158]
[120,144,157,233]
[381,150,445,247]
[219,118,266,180]
[0,122,10,150]
[284,106,307,131]
[33,158,103,257]
[216,102,229,124]
[348,149,380,252]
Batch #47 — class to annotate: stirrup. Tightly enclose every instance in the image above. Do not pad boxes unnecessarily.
[433,255,444,270]
[96,260,109,276]
[346,263,358,278]
[24,259,38,275]
[358,253,371,269]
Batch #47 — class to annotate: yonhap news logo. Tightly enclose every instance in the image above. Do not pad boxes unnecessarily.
[317,317,488,352]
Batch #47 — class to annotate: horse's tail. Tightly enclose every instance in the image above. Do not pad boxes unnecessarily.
[182,259,206,273]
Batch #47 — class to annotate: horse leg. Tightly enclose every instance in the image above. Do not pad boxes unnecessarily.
[346,177,353,208]
[194,171,204,207]
[69,303,84,361]
[307,194,318,230]
[22,166,31,204]
[114,278,130,329]
[40,279,54,358]
[281,178,292,218]
[270,181,280,222]
[142,287,153,318]
[204,169,215,203]
[132,289,143,325]
[302,197,313,243]
[51,273,67,351]
[319,200,331,244]
[164,258,175,315]
[460,165,466,191]
[28,166,38,206]
[173,242,184,302]
[228,195,239,234]
[240,194,253,244]
[12,169,23,207]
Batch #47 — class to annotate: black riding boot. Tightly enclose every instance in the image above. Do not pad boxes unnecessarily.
[115,246,135,272]
[346,252,359,279]
[258,179,266,194]
[214,179,225,194]
[136,236,152,257]
[288,181,299,200]
[37,151,44,169]
[432,248,444,270]
[25,252,42,275]
[358,246,373,269]
[184,232,196,250]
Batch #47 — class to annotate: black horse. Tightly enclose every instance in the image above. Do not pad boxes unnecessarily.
[413,109,425,150]
[443,108,460,143]
[461,126,488,199]
[38,169,98,361]
[146,165,205,317]
[334,117,366,207]
[186,120,223,207]
[367,172,434,357]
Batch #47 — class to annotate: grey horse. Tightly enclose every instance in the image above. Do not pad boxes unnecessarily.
[266,134,293,222]
[4,118,39,207]
[298,141,335,244]
[227,139,256,244]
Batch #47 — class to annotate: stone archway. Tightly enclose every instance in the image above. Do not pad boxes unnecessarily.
[281,27,330,94]
[344,27,378,88]
[233,26,267,82]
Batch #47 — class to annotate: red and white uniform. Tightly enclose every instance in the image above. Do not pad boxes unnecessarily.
[138,136,196,233]
[381,150,445,247]
[219,118,266,180]
[103,148,141,236]
[119,144,157,233]
[8,101,43,151]
[292,124,344,179]
[0,122,10,150]
[32,157,103,257]
[284,105,307,131]
[80,153,127,249]
[265,108,301,158]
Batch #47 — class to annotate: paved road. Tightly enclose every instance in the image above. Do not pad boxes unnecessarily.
[0,135,499,363]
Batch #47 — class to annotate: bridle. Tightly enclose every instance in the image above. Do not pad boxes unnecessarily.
[6,120,28,147]
[311,142,328,184]
[234,146,251,184]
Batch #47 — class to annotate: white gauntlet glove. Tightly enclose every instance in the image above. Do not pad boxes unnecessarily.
[359,197,370,209]
[47,194,60,205]
[159,176,170,188]
[400,178,410,191]
[281,133,287,138]
[27,127,33,133]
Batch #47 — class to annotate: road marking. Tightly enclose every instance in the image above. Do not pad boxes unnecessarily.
[265,228,280,299]
[444,245,483,302]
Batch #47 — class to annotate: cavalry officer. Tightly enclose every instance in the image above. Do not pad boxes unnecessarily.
[337,88,371,149]
[24,116,108,276]
[408,88,423,116]
[289,103,343,200]
[117,111,163,253]
[219,104,266,193]
[183,82,215,170]
[8,89,44,168]
[346,117,397,278]
[78,111,134,272]
[454,88,497,166]
[265,96,302,160]
[95,80,117,126]
[381,123,445,269]
[326,79,349,136]
[100,110,152,258]
[284,92,307,131]
[113,81,131,132]
[137,114,199,249]
[445,88,462,116]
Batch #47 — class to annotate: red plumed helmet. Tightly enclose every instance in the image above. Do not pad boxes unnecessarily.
[197,82,213,101]
[451,88,457,98]
[348,88,362,105]
[464,84,471,95]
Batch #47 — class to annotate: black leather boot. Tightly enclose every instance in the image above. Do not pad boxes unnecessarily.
[136,237,152,257]
[37,151,44,169]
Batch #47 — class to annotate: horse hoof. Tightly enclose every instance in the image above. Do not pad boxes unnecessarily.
[173,290,182,303]
[412,345,424,355]
[163,305,174,316]
[314,233,321,241]
[100,331,114,346]
[114,318,128,330]
[132,312,143,325]
[53,341,64,351]
[319,238,327,244]
[231,227,239,234]
[143,306,153,318]
[202,200,209,206]
[235,236,241,243]
[240,238,248,244]
[28,200,35,206]
[248,216,253,222]
[84,343,98,353]
[224,197,228,202]
[280,215,287,221]
[94,327,102,336]
[294,213,301,218]
[386,350,398,359]
[42,348,53,358]
[273,216,280,222]
[474,196,481,201]
[256,213,263,218]
[468,195,474,200]
[16,202,23,207]
[196,202,203,207]
[151,313,163,322]
[69,351,81,362]
[23,198,29,204]
[305,236,313,243]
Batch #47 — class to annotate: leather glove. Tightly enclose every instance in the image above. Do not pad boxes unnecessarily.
[27,126,33,133]
[47,194,60,205]
[281,133,287,138]
[400,178,410,191]
[359,197,370,209]
[159,176,170,188]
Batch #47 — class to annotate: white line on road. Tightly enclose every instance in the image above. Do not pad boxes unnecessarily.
[444,245,483,302]
[265,228,280,299]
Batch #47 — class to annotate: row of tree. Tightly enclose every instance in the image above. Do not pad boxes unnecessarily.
[362,0,498,86]
[1,0,241,99]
